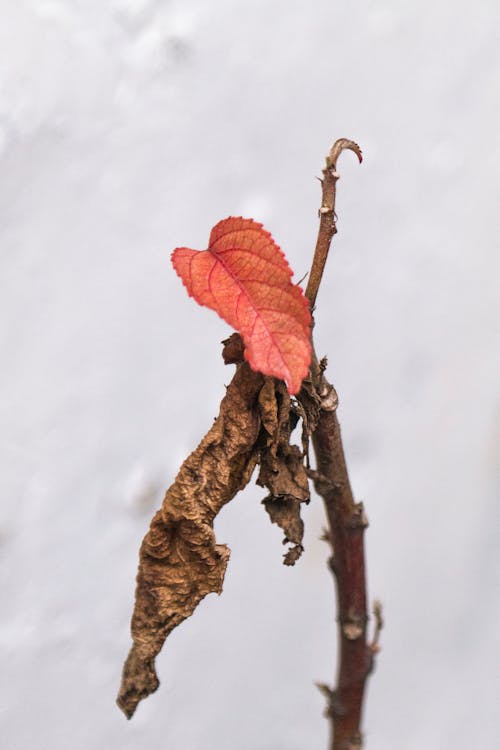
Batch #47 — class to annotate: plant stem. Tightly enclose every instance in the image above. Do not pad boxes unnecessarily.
[306,139,379,750]
[305,139,362,310]
[313,408,371,750]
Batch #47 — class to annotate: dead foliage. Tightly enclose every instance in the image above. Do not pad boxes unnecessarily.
[117,335,312,718]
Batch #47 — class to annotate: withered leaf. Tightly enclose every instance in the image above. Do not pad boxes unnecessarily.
[117,361,264,718]
[262,496,305,566]
[256,378,310,565]
[118,335,314,716]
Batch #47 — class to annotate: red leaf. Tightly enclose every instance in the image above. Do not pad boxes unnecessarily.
[171,217,312,395]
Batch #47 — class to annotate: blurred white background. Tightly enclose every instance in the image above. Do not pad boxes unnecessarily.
[1,1,499,748]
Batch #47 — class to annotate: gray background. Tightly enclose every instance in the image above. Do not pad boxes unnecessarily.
[1,1,499,748]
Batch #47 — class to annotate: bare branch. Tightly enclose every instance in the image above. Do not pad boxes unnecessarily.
[300,138,378,750]
[305,138,362,310]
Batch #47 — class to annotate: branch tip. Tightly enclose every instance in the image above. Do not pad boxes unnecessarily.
[305,137,362,309]
[326,138,363,169]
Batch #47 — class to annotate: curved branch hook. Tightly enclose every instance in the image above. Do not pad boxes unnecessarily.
[326,138,363,171]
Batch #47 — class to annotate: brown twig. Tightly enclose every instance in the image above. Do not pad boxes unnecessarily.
[305,139,362,310]
[305,139,379,750]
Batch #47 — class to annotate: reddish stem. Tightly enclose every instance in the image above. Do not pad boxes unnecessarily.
[312,408,372,750]
[306,139,379,750]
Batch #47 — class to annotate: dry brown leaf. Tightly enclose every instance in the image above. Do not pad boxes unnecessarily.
[117,336,314,717]
[262,496,305,566]
[117,359,264,718]
[256,378,310,565]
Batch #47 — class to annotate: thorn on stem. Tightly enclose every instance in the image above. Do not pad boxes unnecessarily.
[320,527,331,543]
[315,683,346,718]
[371,599,384,650]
